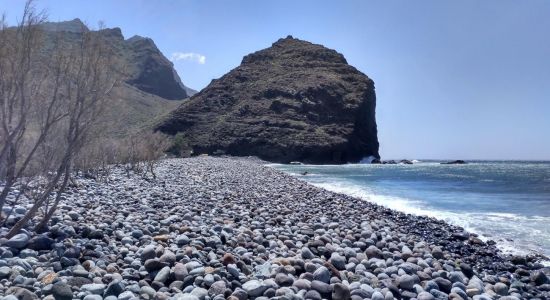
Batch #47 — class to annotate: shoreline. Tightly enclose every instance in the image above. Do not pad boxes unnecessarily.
[0,157,548,299]
[268,161,550,264]
[302,178,549,263]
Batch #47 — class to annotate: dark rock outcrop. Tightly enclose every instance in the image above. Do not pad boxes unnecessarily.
[124,36,190,99]
[40,19,191,100]
[157,36,379,163]
[441,160,467,165]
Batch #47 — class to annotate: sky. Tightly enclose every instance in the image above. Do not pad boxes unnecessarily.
[2,0,549,160]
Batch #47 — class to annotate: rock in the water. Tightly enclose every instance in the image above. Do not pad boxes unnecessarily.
[440,160,467,164]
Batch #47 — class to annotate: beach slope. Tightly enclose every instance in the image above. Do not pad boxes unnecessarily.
[0,157,548,299]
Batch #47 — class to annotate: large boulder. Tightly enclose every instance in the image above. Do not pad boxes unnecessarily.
[157,36,379,164]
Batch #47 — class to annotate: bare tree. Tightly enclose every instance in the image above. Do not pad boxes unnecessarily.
[16,24,119,235]
[1,2,171,236]
[0,4,120,236]
[141,132,171,179]
[112,131,171,179]
[0,1,49,215]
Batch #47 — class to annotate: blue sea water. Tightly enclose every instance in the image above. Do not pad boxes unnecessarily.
[271,161,550,259]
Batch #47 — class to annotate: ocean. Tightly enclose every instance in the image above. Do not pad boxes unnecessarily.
[271,160,550,260]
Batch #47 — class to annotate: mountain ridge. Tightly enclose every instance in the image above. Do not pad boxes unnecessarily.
[39,19,195,100]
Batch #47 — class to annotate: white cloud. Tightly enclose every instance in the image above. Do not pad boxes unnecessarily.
[170,52,206,64]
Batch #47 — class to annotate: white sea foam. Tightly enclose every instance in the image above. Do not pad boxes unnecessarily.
[311,180,550,261]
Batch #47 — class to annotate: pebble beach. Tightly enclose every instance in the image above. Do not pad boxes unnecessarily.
[0,157,548,300]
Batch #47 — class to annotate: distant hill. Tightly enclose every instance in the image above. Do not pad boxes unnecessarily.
[157,36,379,163]
[40,19,193,100]
[37,19,194,135]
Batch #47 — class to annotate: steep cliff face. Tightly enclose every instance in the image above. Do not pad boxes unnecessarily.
[31,19,191,137]
[157,36,379,163]
[40,19,192,100]
[124,36,189,99]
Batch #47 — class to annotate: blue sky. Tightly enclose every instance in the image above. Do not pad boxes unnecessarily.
[2,0,549,160]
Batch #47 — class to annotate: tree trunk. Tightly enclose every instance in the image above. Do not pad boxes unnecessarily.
[34,164,70,232]
[6,157,69,238]
[0,147,17,215]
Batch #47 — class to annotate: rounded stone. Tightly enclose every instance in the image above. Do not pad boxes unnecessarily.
[293,279,311,290]
[494,282,509,296]
[208,281,226,296]
[275,273,293,286]
[81,283,106,295]
[332,283,350,300]
[154,266,171,283]
[52,282,73,300]
[118,291,135,300]
[311,280,332,295]
[301,247,314,259]
[371,291,385,300]
[3,233,30,249]
[305,289,322,300]
[399,274,416,290]
[141,245,157,261]
[312,266,330,283]
[330,253,346,270]
[242,280,268,297]
[417,291,435,300]
[190,287,208,300]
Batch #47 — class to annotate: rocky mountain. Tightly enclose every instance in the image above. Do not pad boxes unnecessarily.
[40,19,192,100]
[34,19,195,136]
[157,36,379,164]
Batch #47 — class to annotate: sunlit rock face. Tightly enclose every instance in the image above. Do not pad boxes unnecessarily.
[157,36,379,163]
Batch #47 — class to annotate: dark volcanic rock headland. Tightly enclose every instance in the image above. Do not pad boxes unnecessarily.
[157,36,379,164]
